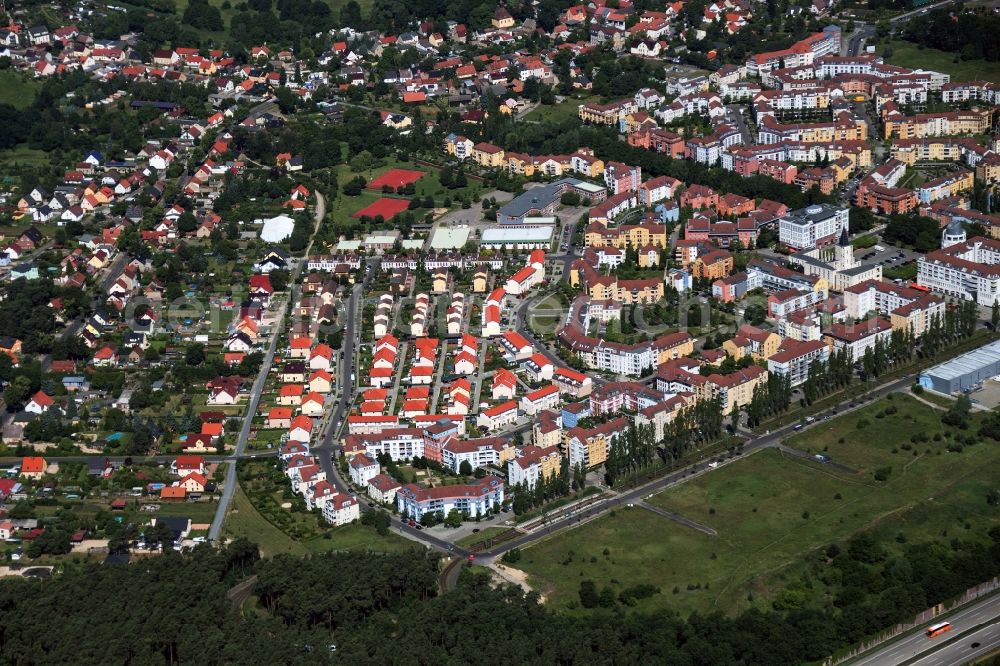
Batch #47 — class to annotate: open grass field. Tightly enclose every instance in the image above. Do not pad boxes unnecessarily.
[224,485,308,556]
[514,394,1000,617]
[881,40,1000,84]
[0,70,40,109]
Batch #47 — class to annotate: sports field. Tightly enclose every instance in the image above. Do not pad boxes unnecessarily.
[351,197,410,220]
[367,168,426,190]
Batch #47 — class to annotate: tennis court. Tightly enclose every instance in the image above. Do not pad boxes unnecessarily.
[352,197,411,220]
[367,168,427,190]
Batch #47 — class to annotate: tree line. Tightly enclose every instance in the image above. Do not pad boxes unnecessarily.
[901,8,1000,62]
[6,529,1000,665]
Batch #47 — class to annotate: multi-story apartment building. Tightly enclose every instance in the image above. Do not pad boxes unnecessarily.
[778,204,849,250]
[396,476,505,520]
[342,428,425,460]
[767,339,829,387]
[507,445,562,490]
[918,236,1000,306]
[440,437,513,473]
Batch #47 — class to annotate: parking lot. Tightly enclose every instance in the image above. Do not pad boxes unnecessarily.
[854,241,920,273]
[968,380,1000,410]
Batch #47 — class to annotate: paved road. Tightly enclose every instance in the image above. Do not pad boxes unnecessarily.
[0,452,278,465]
[850,593,1000,665]
[208,192,325,542]
[888,0,952,23]
[39,252,127,374]
[843,0,951,57]
[439,557,466,592]
[845,26,875,57]
[725,104,753,144]
[314,282,361,497]
[908,621,1000,666]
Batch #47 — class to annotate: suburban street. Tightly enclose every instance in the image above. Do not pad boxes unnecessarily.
[207,192,325,542]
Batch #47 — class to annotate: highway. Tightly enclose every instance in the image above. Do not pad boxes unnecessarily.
[910,621,1000,666]
[207,192,325,542]
[850,592,1000,665]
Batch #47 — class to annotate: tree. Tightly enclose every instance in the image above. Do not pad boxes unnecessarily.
[942,395,972,429]
[502,548,522,564]
[579,580,599,608]
[274,86,297,114]
[268,269,289,292]
[3,376,33,410]
[182,0,223,30]
[340,0,363,27]
[458,460,473,476]
[147,521,176,551]
[185,344,206,366]
[177,211,198,235]
[350,150,374,173]
[992,301,999,331]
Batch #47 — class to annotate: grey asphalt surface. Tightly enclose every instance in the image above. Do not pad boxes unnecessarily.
[850,593,1000,665]
[908,621,1000,666]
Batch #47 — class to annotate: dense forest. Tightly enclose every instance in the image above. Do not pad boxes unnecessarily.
[900,7,1000,62]
[2,528,1000,665]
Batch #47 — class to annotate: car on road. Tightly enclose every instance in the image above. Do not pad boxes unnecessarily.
[408,519,416,527]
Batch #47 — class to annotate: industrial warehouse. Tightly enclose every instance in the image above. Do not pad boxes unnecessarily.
[919,339,1000,396]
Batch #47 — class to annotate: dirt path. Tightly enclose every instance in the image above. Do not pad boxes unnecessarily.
[490,562,543,600]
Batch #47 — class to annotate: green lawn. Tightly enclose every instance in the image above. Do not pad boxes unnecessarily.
[454,526,510,548]
[524,94,592,124]
[881,40,1000,84]
[0,146,49,168]
[224,481,415,557]
[0,70,40,109]
[515,394,1000,616]
[224,485,307,556]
